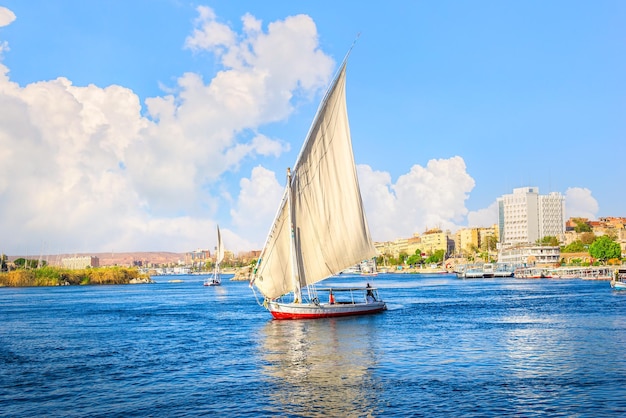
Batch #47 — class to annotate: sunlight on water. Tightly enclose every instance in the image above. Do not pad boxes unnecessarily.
[260,318,380,417]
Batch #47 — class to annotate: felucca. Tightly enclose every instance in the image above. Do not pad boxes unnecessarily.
[250,54,386,319]
[204,225,224,286]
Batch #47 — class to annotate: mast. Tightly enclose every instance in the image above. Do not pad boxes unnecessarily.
[287,167,302,302]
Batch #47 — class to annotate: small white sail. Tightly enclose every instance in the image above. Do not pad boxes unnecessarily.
[216,225,224,265]
[253,62,377,300]
[205,224,225,286]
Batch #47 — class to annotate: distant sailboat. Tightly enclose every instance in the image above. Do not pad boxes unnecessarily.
[204,225,224,286]
[250,53,386,319]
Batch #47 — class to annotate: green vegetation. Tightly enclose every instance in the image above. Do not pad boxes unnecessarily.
[425,249,445,265]
[378,248,448,268]
[572,217,592,233]
[481,236,498,252]
[561,240,587,253]
[560,234,622,265]
[0,266,149,287]
[14,258,48,269]
[406,249,424,266]
[537,236,559,246]
[589,235,621,264]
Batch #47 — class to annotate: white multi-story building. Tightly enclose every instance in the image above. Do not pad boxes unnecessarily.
[497,187,565,246]
[498,245,561,266]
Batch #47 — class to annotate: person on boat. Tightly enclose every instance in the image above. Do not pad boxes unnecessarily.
[366,283,376,303]
[329,290,335,304]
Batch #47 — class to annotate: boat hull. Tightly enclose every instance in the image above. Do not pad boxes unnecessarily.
[611,280,626,290]
[268,301,386,320]
[204,282,220,286]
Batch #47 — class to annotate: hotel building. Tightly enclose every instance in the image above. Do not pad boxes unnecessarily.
[497,187,565,246]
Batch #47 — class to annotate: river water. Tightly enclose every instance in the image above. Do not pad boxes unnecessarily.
[1,273,626,417]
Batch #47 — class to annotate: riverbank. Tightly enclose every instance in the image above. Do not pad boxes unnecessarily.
[0,266,153,287]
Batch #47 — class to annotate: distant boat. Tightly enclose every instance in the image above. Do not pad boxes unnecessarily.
[249,53,386,320]
[548,266,614,280]
[457,263,515,279]
[611,268,626,290]
[360,258,378,276]
[514,267,551,279]
[204,225,224,287]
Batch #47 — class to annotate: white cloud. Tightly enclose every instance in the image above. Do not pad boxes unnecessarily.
[0,8,332,254]
[565,187,599,220]
[230,166,285,246]
[358,156,476,241]
[467,201,498,227]
[184,6,236,53]
[0,6,16,27]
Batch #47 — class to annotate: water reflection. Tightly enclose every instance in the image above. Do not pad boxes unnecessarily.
[260,318,380,417]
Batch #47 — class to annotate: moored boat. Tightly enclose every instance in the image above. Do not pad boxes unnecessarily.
[610,268,626,290]
[514,267,551,279]
[548,266,614,280]
[456,263,515,279]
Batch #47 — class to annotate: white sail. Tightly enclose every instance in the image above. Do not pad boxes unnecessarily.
[216,225,224,265]
[253,62,377,300]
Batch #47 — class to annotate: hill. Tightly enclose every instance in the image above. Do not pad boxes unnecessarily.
[7,252,186,267]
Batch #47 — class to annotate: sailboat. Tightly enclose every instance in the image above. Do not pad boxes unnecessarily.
[250,54,386,320]
[204,225,224,286]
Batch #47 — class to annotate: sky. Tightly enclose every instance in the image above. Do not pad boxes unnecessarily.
[0,1,624,255]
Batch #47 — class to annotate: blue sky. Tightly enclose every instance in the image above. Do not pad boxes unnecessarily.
[0,1,624,255]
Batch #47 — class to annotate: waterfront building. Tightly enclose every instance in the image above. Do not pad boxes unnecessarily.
[497,187,565,246]
[455,225,499,257]
[455,228,479,256]
[374,236,421,259]
[418,229,453,256]
[498,245,560,266]
[477,225,499,254]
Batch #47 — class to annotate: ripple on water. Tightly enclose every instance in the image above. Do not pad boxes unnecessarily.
[1,275,626,416]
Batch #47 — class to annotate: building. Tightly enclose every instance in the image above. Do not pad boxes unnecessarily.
[454,225,499,256]
[418,229,453,256]
[497,187,565,246]
[455,228,479,256]
[498,245,560,266]
[374,236,421,259]
[62,256,99,269]
[479,226,499,251]
[185,249,211,269]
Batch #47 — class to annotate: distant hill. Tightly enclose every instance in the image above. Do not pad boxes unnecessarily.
[7,252,186,267]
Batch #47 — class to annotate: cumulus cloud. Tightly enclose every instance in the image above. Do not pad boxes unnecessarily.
[230,166,285,245]
[467,201,498,227]
[358,156,476,241]
[0,7,332,254]
[0,7,15,58]
[184,6,236,53]
[0,6,16,27]
[565,187,599,219]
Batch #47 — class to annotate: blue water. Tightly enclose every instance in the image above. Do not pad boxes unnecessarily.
[2,274,626,417]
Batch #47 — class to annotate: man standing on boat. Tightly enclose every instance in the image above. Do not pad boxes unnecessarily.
[366,283,376,303]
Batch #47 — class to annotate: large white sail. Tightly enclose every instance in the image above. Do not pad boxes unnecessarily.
[254,62,377,300]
